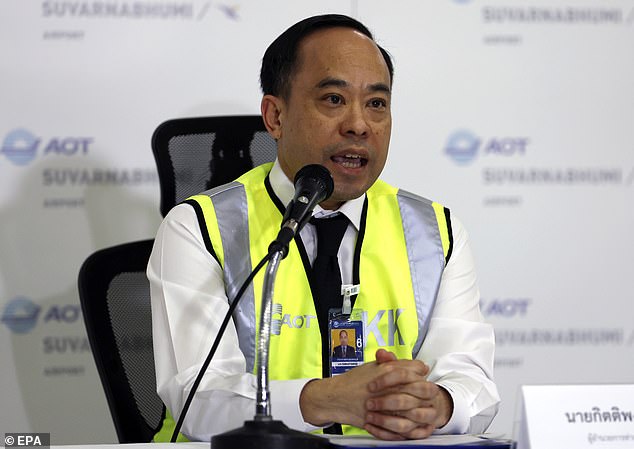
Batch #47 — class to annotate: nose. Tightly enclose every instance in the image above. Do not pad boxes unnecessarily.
[341,102,369,139]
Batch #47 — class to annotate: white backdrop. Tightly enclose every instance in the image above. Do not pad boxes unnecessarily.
[1,0,632,443]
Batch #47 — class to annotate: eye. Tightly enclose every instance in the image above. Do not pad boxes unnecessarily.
[324,94,344,105]
[369,98,387,109]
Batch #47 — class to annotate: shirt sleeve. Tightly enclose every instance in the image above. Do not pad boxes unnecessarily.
[415,215,500,434]
[148,204,318,440]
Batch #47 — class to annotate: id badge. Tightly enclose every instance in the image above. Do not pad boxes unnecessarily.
[328,308,364,376]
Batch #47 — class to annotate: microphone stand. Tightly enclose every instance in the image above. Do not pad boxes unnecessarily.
[211,247,332,449]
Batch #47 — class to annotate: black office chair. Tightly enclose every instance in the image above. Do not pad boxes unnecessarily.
[152,115,278,217]
[78,239,162,443]
[79,115,278,442]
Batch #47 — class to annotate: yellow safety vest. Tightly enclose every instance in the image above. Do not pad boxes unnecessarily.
[155,163,452,439]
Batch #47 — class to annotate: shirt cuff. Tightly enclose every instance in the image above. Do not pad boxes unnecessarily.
[269,378,324,433]
[433,383,470,434]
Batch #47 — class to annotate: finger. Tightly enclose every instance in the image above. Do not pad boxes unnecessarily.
[380,359,429,376]
[368,363,428,393]
[394,380,440,401]
[370,380,440,403]
[365,421,434,441]
[400,406,438,426]
[375,349,398,364]
[367,393,426,412]
[402,423,434,440]
[366,411,420,435]
[363,423,406,441]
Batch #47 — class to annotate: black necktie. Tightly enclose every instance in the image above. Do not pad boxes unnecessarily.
[311,214,349,342]
[310,214,348,435]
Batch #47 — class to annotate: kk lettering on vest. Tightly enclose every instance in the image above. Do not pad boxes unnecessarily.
[272,304,409,350]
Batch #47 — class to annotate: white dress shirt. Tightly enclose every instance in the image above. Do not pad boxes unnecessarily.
[148,160,500,441]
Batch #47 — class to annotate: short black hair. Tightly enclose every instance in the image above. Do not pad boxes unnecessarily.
[260,14,394,99]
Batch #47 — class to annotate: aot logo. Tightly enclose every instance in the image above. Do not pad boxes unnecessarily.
[271,303,317,336]
[445,129,481,165]
[42,304,81,324]
[482,136,530,157]
[1,128,93,166]
[1,129,40,166]
[1,298,82,334]
[480,298,531,318]
[445,129,530,165]
[1,297,41,334]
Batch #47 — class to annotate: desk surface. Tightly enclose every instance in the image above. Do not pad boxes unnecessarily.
[51,435,515,448]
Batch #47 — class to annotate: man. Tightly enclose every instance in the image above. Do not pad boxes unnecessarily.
[332,330,356,359]
[148,14,499,441]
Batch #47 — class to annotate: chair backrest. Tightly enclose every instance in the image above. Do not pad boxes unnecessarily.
[79,115,276,441]
[78,239,163,443]
[151,115,278,217]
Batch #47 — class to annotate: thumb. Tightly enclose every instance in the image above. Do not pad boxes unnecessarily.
[375,348,397,364]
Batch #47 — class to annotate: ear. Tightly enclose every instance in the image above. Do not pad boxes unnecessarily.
[261,94,284,140]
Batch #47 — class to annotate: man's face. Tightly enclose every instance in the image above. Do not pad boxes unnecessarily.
[339,331,348,346]
[264,27,392,210]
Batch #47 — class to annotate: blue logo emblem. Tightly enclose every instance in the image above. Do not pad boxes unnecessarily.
[1,297,42,334]
[445,129,480,165]
[1,129,41,166]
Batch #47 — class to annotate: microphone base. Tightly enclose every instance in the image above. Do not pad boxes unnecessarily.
[210,419,332,449]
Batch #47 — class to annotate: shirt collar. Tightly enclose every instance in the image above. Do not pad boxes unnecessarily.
[268,159,365,231]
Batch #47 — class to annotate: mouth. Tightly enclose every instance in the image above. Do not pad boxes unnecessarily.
[331,153,368,169]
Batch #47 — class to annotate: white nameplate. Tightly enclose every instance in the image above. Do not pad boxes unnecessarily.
[516,384,634,449]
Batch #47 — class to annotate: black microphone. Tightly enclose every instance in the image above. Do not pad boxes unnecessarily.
[211,164,335,449]
[269,164,334,256]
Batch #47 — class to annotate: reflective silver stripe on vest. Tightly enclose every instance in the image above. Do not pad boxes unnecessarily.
[201,184,446,369]
[203,182,257,372]
[397,190,446,358]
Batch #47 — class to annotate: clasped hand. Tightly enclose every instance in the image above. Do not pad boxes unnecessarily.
[300,349,452,440]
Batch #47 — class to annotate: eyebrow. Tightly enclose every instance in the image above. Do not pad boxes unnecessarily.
[315,77,391,95]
